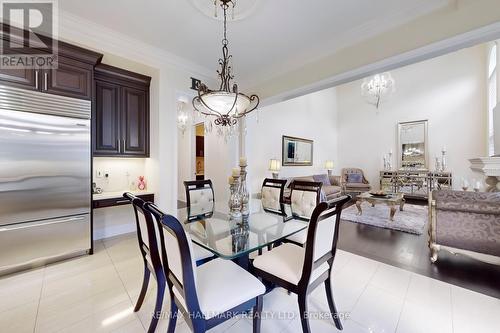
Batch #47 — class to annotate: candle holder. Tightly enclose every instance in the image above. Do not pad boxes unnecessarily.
[228,175,242,222]
[441,149,447,171]
[239,164,250,218]
[435,157,442,172]
[387,151,393,170]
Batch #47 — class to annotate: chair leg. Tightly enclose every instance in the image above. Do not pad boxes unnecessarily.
[253,295,263,333]
[298,294,311,333]
[147,280,165,333]
[325,278,343,330]
[134,266,151,312]
[166,297,178,333]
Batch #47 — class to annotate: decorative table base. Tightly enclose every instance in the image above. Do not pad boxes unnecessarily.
[355,193,405,221]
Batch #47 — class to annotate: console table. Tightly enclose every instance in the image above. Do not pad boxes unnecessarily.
[380,171,452,200]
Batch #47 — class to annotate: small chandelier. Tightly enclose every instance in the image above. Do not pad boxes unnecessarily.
[192,0,259,127]
[361,72,395,109]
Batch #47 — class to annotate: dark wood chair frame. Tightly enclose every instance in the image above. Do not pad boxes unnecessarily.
[145,202,263,333]
[184,179,215,221]
[123,192,166,333]
[253,195,351,333]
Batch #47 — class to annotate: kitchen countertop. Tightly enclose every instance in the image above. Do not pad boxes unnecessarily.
[92,190,154,201]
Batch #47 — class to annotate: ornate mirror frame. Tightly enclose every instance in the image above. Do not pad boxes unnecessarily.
[397,120,429,170]
[282,135,314,166]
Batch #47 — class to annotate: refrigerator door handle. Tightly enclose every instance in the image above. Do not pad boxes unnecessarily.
[0,216,86,232]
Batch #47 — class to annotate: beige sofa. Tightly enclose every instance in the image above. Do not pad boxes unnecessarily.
[283,174,342,202]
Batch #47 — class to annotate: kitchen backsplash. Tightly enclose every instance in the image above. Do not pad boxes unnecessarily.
[93,158,148,192]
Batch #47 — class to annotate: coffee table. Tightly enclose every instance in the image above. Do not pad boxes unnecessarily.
[355,192,405,221]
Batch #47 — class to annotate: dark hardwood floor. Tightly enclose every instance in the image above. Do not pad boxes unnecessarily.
[338,199,500,299]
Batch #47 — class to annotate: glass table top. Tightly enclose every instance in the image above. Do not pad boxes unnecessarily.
[176,203,307,259]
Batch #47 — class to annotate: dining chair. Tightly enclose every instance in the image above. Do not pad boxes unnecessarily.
[124,193,214,332]
[184,180,215,221]
[253,195,351,333]
[183,180,217,264]
[285,180,323,246]
[145,202,266,333]
[261,178,287,215]
[123,192,166,333]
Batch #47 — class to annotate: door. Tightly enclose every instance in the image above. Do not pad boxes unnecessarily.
[44,59,92,100]
[93,80,121,156]
[0,109,91,226]
[195,123,205,181]
[121,86,149,156]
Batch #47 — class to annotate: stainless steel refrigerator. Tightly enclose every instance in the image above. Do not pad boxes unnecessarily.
[0,85,91,275]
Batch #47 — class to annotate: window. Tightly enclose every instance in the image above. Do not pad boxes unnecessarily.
[488,43,497,156]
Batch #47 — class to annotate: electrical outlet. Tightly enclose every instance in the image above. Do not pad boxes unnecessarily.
[96,170,103,178]
[104,171,110,178]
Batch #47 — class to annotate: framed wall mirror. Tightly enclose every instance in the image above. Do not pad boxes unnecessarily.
[282,135,313,166]
[398,120,428,170]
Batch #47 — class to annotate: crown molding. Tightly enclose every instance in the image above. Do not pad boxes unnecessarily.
[58,10,214,80]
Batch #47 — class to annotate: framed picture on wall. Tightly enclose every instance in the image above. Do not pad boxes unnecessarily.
[282,135,313,166]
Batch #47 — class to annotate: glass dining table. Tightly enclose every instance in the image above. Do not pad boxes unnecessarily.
[175,201,308,269]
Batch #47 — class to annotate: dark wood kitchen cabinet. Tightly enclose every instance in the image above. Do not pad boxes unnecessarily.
[93,64,151,157]
[44,57,93,99]
[0,67,38,90]
[0,24,102,99]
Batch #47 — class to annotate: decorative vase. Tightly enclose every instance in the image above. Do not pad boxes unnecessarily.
[228,175,242,222]
[239,163,249,219]
[138,176,146,191]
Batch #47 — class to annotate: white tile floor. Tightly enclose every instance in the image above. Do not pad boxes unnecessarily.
[1,234,499,333]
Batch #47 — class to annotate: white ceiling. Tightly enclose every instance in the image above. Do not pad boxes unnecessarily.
[59,0,451,88]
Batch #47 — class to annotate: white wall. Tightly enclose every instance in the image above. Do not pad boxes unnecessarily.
[93,158,148,192]
[337,44,488,189]
[245,87,339,195]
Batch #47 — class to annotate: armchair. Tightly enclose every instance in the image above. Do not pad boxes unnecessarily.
[341,168,371,194]
[429,190,500,265]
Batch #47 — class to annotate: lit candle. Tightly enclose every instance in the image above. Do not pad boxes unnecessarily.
[232,167,240,177]
[239,157,247,166]
[228,176,234,184]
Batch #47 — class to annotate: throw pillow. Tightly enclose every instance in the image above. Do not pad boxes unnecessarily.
[347,173,363,183]
[313,174,331,186]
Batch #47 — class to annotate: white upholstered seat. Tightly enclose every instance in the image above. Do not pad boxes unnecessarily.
[291,190,318,219]
[189,188,214,216]
[253,243,329,285]
[195,259,266,318]
[261,186,282,212]
[286,188,320,245]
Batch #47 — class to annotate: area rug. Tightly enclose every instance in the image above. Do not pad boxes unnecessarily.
[340,203,428,235]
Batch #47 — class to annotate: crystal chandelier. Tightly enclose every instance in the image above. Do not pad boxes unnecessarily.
[361,72,395,109]
[192,0,259,127]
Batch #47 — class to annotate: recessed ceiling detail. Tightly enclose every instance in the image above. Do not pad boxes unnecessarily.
[189,0,260,21]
